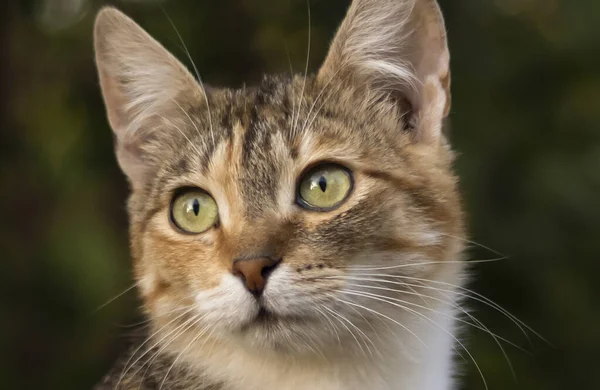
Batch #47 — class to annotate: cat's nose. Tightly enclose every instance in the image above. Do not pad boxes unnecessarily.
[231,256,281,297]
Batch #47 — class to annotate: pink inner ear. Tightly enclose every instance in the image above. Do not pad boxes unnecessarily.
[94,7,208,189]
[98,67,131,136]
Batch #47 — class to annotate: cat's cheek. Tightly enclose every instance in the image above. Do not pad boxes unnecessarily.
[193,273,259,330]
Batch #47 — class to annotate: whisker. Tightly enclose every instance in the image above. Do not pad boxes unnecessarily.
[435,288,518,380]
[120,310,199,387]
[159,316,216,390]
[339,280,524,353]
[116,308,194,388]
[301,71,352,135]
[117,305,191,329]
[326,273,533,345]
[172,99,203,141]
[291,0,311,139]
[282,39,297,140]
[158,114,203,157]
[313,306,342,345]
[139,313,208,386]
[324,293,427,350]
[350,273,548,346]
[320,304,369,358]
[438,232,507,258]
[331,304,378,356]
[300,65,345,135]
[335,289,488,390]
[343,298,385,344]
[344,257,507,272]
[91,281,139,313]
[162,7,215,146]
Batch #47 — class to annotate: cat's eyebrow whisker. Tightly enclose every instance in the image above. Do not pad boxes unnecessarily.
[158,114,204,157]
[299,65,345,136]
[291,0,312,140]
[333,289,489,390]
[172,99,204,143]
[282,39,298,141]
[162,8,215,146]
[301,70,352,136]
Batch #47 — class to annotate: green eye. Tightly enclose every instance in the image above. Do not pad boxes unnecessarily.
[297,164,353,210]
[170,189,218,234]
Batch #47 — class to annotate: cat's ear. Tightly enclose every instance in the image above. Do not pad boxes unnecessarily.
[94,7,204,187]
[318,0,450,144]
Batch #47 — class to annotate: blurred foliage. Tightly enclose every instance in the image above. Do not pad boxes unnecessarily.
[0,0,599,388]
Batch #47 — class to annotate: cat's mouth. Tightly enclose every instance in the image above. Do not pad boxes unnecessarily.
[247,306,280,328]
[255,307,275,322]
[241,305,299,331]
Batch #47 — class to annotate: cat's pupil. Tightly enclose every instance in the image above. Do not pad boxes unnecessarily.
[318,176,327,192]
[192,199,200,216]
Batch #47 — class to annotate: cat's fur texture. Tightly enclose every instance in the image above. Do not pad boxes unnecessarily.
[94,0,466,389]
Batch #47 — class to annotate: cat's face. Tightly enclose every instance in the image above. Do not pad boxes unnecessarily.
[95,0,465,355]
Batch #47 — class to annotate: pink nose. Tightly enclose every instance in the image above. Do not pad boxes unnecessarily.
[232,257,281,296]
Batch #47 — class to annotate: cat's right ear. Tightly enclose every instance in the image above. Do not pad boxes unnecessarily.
[94,7,205,189]
[318,0,450,146]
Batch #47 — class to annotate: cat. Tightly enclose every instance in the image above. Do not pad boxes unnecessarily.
[93,0,466,389]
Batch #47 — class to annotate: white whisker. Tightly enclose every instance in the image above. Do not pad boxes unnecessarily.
[344,257,507,272]
[162,8,215,146]
[313,306,342,345]
[159,317,216,390]
[320,304,369,358]
[335,289,488,390]
[117,308,196,389]
[325,293,427,350]
[346,273,547,345]
[158,114,203,157]
[339,279,524,352]
[291,0,311,139]
[92,281,139,313]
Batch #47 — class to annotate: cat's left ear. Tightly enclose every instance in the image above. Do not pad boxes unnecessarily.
[94,7,206,188]
[318,0,450,145]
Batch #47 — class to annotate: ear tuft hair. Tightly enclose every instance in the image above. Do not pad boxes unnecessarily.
[318,0,450,144]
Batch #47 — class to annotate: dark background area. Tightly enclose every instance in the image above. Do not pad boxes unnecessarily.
[1,0,599,388]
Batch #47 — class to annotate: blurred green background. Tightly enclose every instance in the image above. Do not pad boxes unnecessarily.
[1,0,599,388]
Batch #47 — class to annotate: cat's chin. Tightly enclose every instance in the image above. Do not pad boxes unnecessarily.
[232,307,328,354]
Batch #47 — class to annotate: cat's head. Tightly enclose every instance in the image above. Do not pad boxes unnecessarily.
[95,0,464,357]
